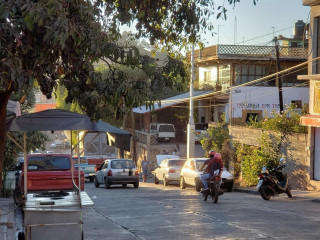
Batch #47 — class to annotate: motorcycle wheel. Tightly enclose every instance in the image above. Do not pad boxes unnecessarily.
[213,183,219,203]
[202,191,208,201]
[195,178,202,192]
[286,188,293,198]
[260,186,272,200]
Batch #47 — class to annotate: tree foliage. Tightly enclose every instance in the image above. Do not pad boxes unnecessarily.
[0,0,258,193]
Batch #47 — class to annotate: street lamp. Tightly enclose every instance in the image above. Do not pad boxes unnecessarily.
[218,25,225,45]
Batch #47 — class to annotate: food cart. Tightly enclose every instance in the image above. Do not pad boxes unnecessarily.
[6,109,131,240]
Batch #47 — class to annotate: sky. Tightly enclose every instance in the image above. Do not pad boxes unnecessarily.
[203,0,310,47]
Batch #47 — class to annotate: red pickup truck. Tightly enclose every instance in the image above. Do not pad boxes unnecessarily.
[14,154,84,205]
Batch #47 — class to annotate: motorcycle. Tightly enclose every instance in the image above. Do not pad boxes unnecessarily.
[201,169,223,203]
[256,158,293,200]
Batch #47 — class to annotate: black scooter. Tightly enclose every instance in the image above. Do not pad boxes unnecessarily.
[256,158,292,200]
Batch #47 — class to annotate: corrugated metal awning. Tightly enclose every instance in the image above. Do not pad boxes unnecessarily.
[300,114,320,127]
[133,91,212,114]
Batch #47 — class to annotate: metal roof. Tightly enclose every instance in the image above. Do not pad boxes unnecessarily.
[133,91,212,114]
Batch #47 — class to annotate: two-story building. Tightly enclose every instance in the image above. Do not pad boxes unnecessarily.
[299,0,320,190]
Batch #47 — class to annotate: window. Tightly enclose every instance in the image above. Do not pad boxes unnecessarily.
[234,64,269,86]
[204,71,211,82]
[291,100,302,109]
[168,160,186,167]
[218,64,231,86]
[111,160,135,169]
[246,113,259,123]
[196,160,206,170]
[102,161,109,169]
[28,156,71,170]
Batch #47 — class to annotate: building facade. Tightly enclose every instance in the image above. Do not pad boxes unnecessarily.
[300,0,320,190]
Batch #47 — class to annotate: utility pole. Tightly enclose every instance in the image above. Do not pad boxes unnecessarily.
[274,37,284,113]
[187,43,195,159]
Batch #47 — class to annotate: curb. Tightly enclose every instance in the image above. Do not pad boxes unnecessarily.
[233,188,259,195]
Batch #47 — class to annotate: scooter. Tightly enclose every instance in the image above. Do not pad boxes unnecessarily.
[201,169,223,203]
[256,158,293,200]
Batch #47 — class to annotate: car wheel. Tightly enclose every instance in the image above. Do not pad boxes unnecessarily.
[89,176,94,183]
[94,177,100,188]
[104,178,111,189]
[134,181,139,188]
[154,175,160,184]
[180,177,186,189]
[122,184,127,188]
[195,178,202,192]
[163,177,169,186]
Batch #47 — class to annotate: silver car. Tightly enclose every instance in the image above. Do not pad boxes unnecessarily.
[180,158,234,192]
[94,159,139,189]
[154,158,186,186]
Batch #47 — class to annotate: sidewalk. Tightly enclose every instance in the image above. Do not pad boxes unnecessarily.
[0,197,15,240]
[233,187,320,203]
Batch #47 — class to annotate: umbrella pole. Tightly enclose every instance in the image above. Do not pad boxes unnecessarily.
[77,131,81,197]
[23,132,27,199]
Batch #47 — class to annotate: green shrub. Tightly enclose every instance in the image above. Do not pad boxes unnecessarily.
[235,133,281,186]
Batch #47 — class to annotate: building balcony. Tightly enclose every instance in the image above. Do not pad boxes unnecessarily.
[186,44,309,62]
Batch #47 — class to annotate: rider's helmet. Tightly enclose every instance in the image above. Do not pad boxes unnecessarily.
[214,153,222,161]
[209,150,216,158]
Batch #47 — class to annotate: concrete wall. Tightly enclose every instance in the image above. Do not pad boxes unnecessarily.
[229,86,309,120]
[230,125,310,190]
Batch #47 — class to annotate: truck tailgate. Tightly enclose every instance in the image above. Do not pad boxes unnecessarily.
[21,171,85,191]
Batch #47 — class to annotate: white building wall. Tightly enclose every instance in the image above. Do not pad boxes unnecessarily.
[229,86,309,119]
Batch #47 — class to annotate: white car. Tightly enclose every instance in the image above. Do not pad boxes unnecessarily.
[154,158,186,186]
[180,158,234,192]
[94,159,139,189]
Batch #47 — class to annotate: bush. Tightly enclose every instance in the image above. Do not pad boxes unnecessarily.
[247,103,307,134]
[235,133,281,186]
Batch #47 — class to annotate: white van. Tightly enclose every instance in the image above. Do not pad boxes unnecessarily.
[150,123,175,142]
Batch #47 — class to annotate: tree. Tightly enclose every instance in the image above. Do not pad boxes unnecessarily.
[0,0,257,194]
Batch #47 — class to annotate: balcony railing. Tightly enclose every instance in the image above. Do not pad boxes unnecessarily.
[186,44,308,61]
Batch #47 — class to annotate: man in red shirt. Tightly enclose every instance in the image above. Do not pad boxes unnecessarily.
[200,151,223,191]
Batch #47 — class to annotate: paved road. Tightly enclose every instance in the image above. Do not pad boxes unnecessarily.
[83,181,320,240]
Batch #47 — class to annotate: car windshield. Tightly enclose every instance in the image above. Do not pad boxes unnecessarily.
[72,157,87,164]
[111,160,135,169]
[195,160,206,170]
[28,156,71,170]
[168,160,185,167]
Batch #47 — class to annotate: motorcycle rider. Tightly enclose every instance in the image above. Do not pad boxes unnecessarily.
[199,150,224,191]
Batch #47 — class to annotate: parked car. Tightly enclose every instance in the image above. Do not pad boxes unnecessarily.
[180,158,234,192]
[94,159,139,189]
[150,123,176,142]
[154,158,186,186]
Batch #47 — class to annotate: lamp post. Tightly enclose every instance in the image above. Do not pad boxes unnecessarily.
[218,25,225,45]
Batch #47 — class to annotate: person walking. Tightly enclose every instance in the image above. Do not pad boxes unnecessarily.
[141,156,149,182]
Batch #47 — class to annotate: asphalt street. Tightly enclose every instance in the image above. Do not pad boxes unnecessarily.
[83,180,320,240]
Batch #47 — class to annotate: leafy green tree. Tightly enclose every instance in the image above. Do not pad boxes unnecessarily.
[0,0,257,194]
